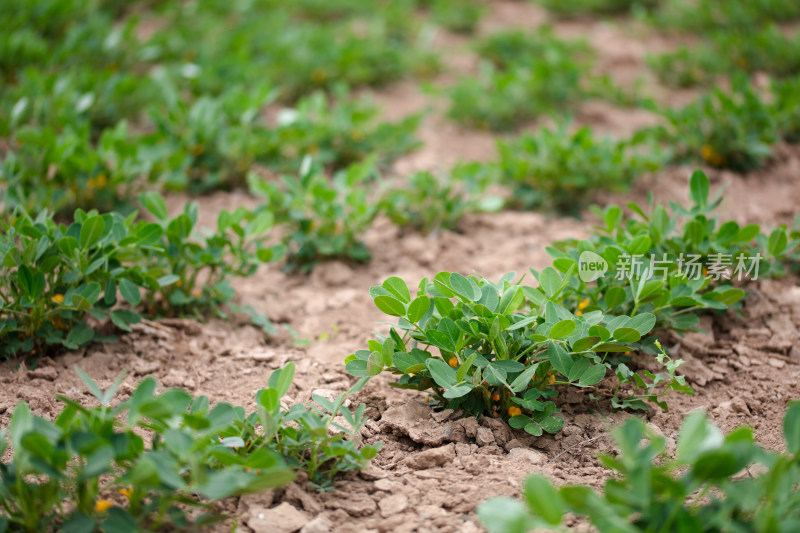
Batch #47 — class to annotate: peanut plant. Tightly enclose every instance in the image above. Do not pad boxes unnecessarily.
[478,403,800,533]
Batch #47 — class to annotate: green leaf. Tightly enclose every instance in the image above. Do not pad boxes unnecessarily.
[523,476,565,525]
[784,402,800,455]
[477,497,534,533]
[60,513,96,533]
[443,384,473,399]
[768,228,788,256]
[383,276,411,303]
[75,366,104,404]
[509,415,530,429]
[485,363,509,387]
[736,224,760,242]
[588,325,611,342]
[456,353,478,383]
[540,415,565,434]
[498,285,524,314]
[692,450,741,480]
[426,358,457,389]
[18,265,45,299]
[65,324,94,348]
[627,313,656,336]
[510,364,539,392]
[139,191,168,221]
[549,319,576,339]
[79,216,105,249]
[677,411,723,464]
[594,342,633,352]
[578,364,605,387]
[613,327,641,343]
[9,402,33,452]
[110,309,141,332]
[689,169,709,209]
[572,336,600,352]
[345,360,369,377]
[156,275,180,288]
[603,287,625,310]
[524,422,543,436]
[547,342,571,377]
[539,267,561,298]
[507,315,538,331]
[449,272,480,301]
[119,279,141,306]
[374,295,406,317]
[102,508,141,533]
[407,296,431,323]
[367,351,384,376]
[273,362,295,398]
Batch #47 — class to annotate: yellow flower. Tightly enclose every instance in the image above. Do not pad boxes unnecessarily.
[311,67,327,83]
[448,357,458,368]
[508,406,522,417]
[492,394,500,402]
[95,499,114,512]
[548,374,556,385]
[95,174,107,188]
[578,298,590,310]
[576,310,583,316]
[700,144,725,167]
[119,488,133,499]
[51,294,64,304]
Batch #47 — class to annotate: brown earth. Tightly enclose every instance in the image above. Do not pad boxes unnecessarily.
[3,2,800,532]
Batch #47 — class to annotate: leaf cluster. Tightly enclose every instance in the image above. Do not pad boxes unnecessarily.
[548,170,794,334]
[0,192,280,358]
[248,159,378,273]
[534,0,660,17]
[496,125,665,214]
[380,163,503,234]
[659,77,780,171]
[0,362,377,531]
[648,25,800,88]
[345,268,688,435]
[447,28,593,131]
[477,402,800,533]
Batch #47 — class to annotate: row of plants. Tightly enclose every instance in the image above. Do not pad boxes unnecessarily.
[479,402,800,533]
[345,171,798,436]
[1,78,421,212]
[0,0,451,213]
[0,362,378,532]
[5,65,800,358]
[648,25,800,88]
[446,28,628,131]
[486,72,800,213]
[0,191,285,358]
[534,0,800,25]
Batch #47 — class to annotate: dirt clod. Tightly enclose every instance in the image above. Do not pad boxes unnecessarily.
[247,502,309,533]
[404,444,456,470]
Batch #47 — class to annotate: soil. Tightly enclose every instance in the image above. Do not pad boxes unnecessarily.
[4,3,800,532]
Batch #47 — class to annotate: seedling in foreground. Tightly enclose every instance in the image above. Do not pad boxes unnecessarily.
[0,363,378,531]
[478,402,800,533]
